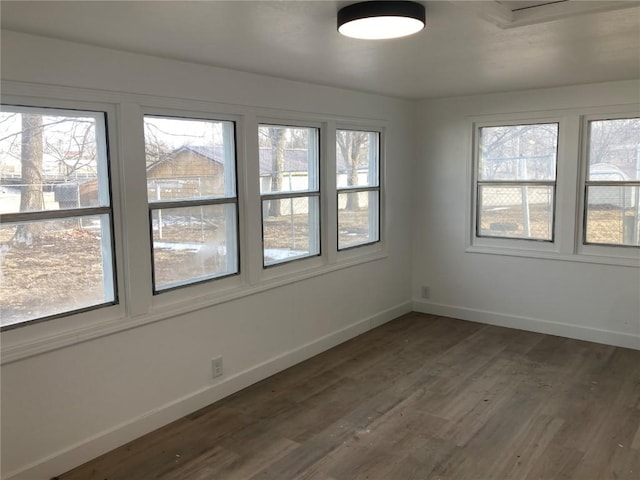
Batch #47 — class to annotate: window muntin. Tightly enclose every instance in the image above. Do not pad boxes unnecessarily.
[476,123,558,241]
[0,106,116,329]
[258,124,320,266]
[144,115,239,292]
[336,129,380,250]
[584,117,640,247]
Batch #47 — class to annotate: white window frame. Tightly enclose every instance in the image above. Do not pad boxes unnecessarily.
[579,112,640,260]
[258,121,321,268]
[470,116,564,255]
[336,128,382,251]
[0,100,122,331]
[142,112,240,293]
[0,82,388,365]
[467,107,639,267]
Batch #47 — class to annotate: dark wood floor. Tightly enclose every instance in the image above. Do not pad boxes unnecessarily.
[58,312,640,480]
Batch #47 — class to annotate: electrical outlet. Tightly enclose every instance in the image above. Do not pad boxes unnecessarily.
[421,286,430,299]
[211,356,223,379]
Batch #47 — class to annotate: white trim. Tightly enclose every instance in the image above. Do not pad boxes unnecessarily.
[0,97,127,330]
[1,250,388,365]
[413,300,640,351]
[0,81,391,364]
[467,105,640,264]
[459,0,638,29]
[1,80,389,126]
[465,245,639,267]
[471,118,561,246]
[257,122,322,268]
[578,112,640,253]
[2,301,411,480]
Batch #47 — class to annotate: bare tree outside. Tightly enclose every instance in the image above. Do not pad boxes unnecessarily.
[336,130,368,210]
[258,125,320,265]
[589,118,640,168]
[1,107,115,327]
[266,126,286,217]
[585,117,640,246]
[14,114,44,244]
[336,129,380,249]
[477,123,558,240]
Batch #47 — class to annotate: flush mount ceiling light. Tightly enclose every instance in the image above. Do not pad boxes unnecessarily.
[337,1,426,40]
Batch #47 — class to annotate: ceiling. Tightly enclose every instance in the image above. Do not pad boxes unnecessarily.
[1,1,639,99]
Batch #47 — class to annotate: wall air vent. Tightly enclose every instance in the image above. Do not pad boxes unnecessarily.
[459,0,639,29]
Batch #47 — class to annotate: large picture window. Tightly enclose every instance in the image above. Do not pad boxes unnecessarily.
[144,115,239,292]
[476,123,558,241]
[336,129,380,249]
[584,117,640,247]
[258,124,320,266]
[0,105,116,329]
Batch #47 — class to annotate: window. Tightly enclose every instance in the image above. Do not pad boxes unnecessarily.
[476,123,558,241]
[584,117,640,247]
[0,105,116,329]
[144,115,239,292]
[336,129,380,249]
[258,124,320,266]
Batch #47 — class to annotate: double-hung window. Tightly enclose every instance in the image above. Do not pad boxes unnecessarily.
[144,115,239,292]
[258,124,320,267]
[476,123,558,241]
[584,117,640,247]
[0,105,116,329]
[336,129,380,249]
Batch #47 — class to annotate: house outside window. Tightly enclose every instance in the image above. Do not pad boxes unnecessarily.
[258,124,320,267]
[584,117,640,247]
[144,115,239,292]
[0,105,117,329]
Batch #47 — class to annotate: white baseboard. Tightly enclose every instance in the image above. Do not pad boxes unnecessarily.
[413,299,640,351]
[5,301,412,480]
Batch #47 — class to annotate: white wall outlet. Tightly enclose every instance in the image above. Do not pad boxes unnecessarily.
[211,356,223,379]
[421,286,430,299]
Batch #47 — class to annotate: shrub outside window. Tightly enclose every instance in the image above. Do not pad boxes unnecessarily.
[476,123,558,241]
[144,115,239,292]
[584,117,640,247]
[0,105,116,329]
[258,124,320,266]
[336,129,380,250]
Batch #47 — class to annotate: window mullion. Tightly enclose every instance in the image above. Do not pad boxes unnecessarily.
[119,102,152,317]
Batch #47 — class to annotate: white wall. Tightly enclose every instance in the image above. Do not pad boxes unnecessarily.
[0,31,414,479]
[2,29,639,480]
[412,80,640,349]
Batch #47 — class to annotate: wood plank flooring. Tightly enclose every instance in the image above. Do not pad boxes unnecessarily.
[57,313,640,480]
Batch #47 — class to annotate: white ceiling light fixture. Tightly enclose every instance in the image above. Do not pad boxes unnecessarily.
[338,1,426,40]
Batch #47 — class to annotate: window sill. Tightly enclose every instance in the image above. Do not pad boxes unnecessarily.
[466,244,639,267]
[0,249,387,365]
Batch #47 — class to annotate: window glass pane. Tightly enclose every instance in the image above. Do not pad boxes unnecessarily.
[478,124,558,181]
[0,107,108,214]
[585,186,640,246]
[338,191,379,249]
[0,215,115,327]
[151,203,238,291]
[478,185,554,240]
[336,130,379,188]
[258,125,318,194]
[588,118,640,181]
[262,196,319,266]
[144,116,236,202]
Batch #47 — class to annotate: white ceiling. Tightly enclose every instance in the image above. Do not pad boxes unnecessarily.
[1,1,639,99]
